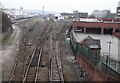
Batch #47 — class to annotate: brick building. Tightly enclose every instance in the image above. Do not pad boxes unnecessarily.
[72,18,120,34]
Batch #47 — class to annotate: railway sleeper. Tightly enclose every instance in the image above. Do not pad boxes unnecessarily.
[52,71,59,74]
[18,58,25,62]
[15,66,23,70]
[26,75,35,81]
[52,61,57,64]
[28,67,36,75]
[52,65,58,68]
[13,75,23,81]
[16,66,24,69]
[17,59,24,62]
[52,74,60,77]
[30,59,39,67]
[16,62,24,66]
[52,67,59,69]
[52,62,57,65]
[18,55,25,59]
[52,73,60,76]
[52,67,58,69]
[15,69,24,75]
[52,77,60,80]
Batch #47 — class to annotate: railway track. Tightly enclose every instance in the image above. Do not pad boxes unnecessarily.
[23,18,54,82]
[23,19,52,83]
[9,25,28,81]
[9,18,65,82]
[49,24,64,82]
[9,18,54,82]
[23,49,43,82]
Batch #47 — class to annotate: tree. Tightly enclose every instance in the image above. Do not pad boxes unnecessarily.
[1,11,12,32]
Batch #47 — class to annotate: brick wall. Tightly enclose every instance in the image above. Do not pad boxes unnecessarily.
[76,54,107,81]
[73,22,119,29]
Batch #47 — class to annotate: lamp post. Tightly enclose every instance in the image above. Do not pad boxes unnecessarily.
[117,16,120,33]
[107,41,113,56]
[105,41,113,73]
[20,7,23,17]
[43,6,44,16]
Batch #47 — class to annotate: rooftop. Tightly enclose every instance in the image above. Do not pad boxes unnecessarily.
[73,18,120,23]
[72,31,119,60]
[80,35,101,49]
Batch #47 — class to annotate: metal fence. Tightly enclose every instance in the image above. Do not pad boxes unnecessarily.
[70,38,76,56]
[101,53,120,74]
[77,43,100,65]
[70,38,120,76]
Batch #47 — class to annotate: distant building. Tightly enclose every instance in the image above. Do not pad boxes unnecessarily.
[54,14,64,21]
[60,11,88,19]
[60,12,74,19]
[73,10,88,18]
[116,1,120,18]
[2,8,21,18]
[91,10,115,18]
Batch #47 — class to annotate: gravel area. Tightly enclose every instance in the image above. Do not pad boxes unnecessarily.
[1,18,91,82]
[1,17,45,81]
[2,25,21,81]
[54,21,90,81]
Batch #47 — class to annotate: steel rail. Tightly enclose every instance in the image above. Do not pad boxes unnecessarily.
[23,19,54,82]
[10,18,54,82]
[49,21,64,82]
[35,49,43,83]
[56,41,64,82]
[22,49,36,83]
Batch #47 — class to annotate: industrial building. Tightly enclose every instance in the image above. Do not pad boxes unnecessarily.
[2,8,22,18]
[72,18,120,34]
[91,10,116,19]
[60,11,88,19]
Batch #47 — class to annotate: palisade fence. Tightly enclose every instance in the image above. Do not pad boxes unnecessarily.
[70,38,100,65]
[70,38,120,75]
[101,53,120,74]
[70,38,76,56]
[77,43,100,65]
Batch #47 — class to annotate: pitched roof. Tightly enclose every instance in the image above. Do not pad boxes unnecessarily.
[81,35,101,49]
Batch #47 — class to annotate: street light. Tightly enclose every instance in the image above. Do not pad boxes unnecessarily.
[107,41,113,56]
[20,7,23,17]
[105,41,113,73]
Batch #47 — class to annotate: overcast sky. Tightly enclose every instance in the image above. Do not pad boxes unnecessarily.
[1,0,120,14]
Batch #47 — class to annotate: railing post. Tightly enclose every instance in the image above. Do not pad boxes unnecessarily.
[105,55,109,73]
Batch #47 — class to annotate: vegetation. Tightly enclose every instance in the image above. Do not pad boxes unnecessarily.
[1,11,12,32]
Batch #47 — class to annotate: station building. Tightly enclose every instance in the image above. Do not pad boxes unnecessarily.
[72,18,120,34]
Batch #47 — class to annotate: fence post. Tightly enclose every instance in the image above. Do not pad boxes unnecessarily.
[106,55,109,73]
[118,61,120,74]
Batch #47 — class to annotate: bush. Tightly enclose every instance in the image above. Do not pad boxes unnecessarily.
[1,11,12,32]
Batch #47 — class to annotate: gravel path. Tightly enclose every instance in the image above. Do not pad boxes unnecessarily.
[1,24,21,81]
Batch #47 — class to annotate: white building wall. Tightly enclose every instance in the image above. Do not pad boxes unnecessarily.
[3,9,21,16]
[91,10,109,18]
[118,1,120,7]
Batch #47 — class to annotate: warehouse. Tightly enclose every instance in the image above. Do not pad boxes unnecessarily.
[72,18,119,34]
